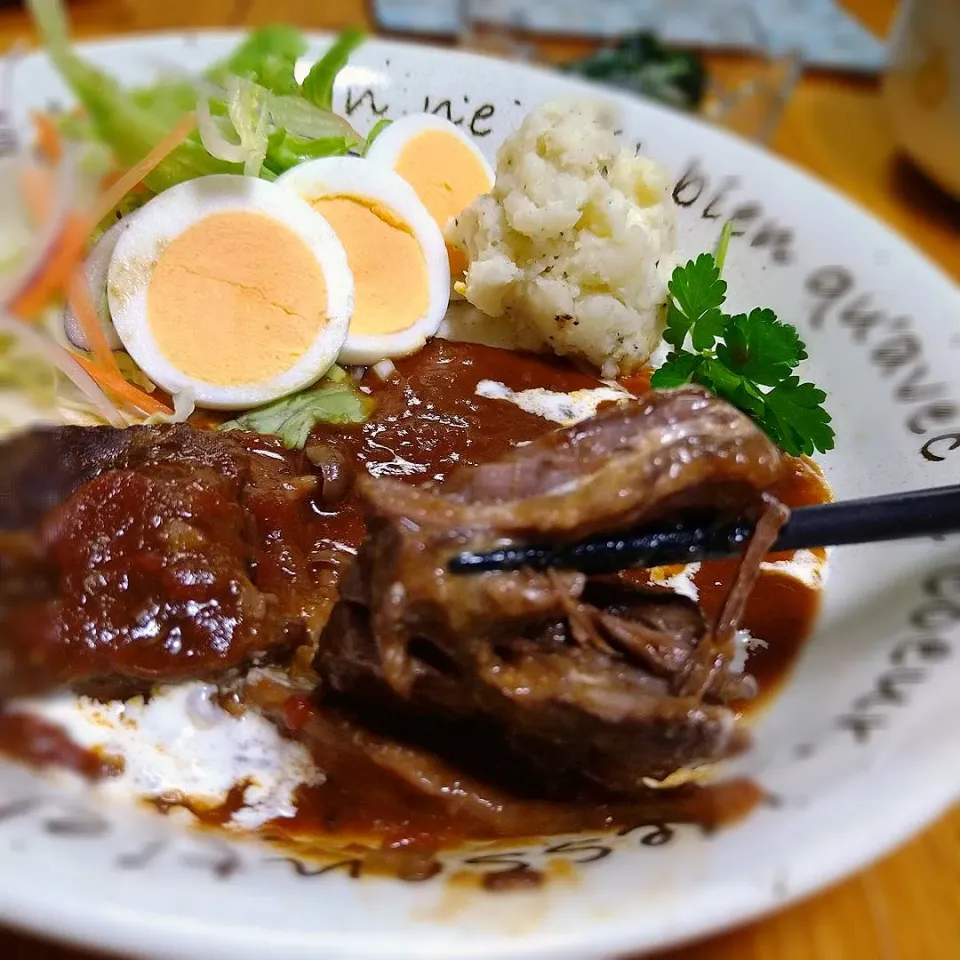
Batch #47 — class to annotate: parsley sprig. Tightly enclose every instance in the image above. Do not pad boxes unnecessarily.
[650,225,834,457]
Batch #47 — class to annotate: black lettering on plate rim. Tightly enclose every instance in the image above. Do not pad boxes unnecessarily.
[616,822,676,847]
[543,837,612,864]
[345,88,388,118]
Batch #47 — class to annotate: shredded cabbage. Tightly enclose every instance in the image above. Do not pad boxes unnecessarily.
[0,332,58,407]
[144,388,196,426]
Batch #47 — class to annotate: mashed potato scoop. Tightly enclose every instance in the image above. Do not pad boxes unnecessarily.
[447,97,677,377]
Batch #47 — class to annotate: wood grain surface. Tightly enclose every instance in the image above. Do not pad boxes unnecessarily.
[0,0,958,957]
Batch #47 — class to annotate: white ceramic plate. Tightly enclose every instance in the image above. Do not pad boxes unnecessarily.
[3,31,960,960]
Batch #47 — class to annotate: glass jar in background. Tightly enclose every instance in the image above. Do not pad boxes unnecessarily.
[457,0,536,61]
[882,0,960,199]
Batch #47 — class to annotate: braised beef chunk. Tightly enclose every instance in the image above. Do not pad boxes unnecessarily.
[316,387,789,794]
[0,424,329,700]
[249,673,762,840]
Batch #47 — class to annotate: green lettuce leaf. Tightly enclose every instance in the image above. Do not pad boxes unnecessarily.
[29,0,365,194]
[264,130,353,173]
[207,24,307,97]
[220,372,373,449]
[27,0,240,193]
[301,27,365,110]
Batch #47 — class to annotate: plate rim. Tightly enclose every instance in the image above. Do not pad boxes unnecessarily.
[1,27,959,960]
[0,732,956,960]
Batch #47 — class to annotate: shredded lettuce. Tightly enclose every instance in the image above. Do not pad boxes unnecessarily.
[144,388,196,426]
[115,351,157,394]
[227,77,270,177]
[197,76,272,177]
[301,27,365,110]
[361,118,392,156]
[265,130,353,172]
[28,0,368,190]
[207,24,307,97]
[130,77,199,127]
[28,0,239,193]
[264,93,360,143]
[220,370,373,449]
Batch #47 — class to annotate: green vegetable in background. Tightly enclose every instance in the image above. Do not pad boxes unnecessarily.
[650,224,834,457]
[220,371,374,450]
[563,32,707,112]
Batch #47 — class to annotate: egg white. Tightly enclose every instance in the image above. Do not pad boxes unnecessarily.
[364,112,495,193]
[106,174,354,410]
[276,156,450,366]
[64,213,139,352]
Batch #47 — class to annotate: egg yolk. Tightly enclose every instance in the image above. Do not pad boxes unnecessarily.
[312,195,429,337]
[148,211,327,387]
[394,130,492,277]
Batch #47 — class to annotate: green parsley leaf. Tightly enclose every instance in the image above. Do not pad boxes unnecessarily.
[689,305,727,352]
[220,374,373,450]
[650,225,834,457]
[668,253,727,331]
[649,351,703,389]
[716,308,807,387]
[762,378,834,457]
[663,253,727,352]
[697,358,765,419]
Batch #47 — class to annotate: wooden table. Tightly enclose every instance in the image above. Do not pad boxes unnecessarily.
[1,0,958,957]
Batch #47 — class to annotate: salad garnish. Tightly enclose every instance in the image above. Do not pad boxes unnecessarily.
[2,1,373,432]
[650,223,835,456]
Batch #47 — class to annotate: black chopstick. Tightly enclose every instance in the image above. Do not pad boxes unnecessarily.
[448,484,960,576]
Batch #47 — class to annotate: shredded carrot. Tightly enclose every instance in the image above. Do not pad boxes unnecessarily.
[9,111,202,422]
[31,112,63,165]
[100,169,150,194]
[9,213,91,321]
[66,268,123,381]
[74,354,173,417]
[89,112,197,228]
[13,113,196,322]
[18,163,54,225]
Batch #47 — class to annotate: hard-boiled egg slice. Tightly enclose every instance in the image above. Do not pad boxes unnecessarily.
[364,114,495,277]
[107,175,353,410]
[277,156,450,366]
[64,214,137,351]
